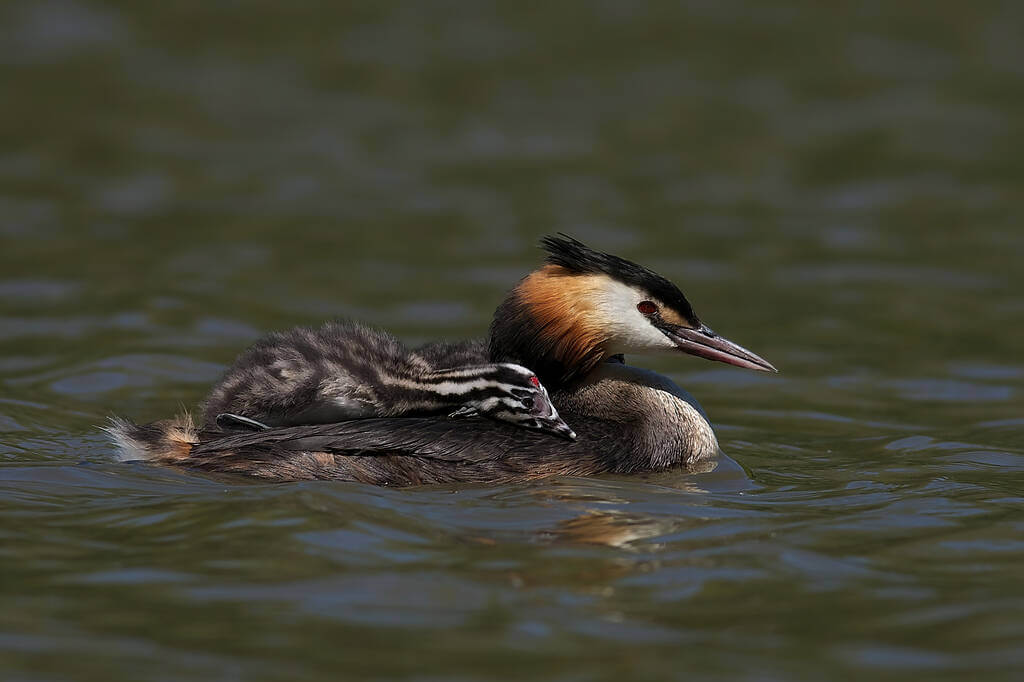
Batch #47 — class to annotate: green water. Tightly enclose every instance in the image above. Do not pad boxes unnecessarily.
[2,1,1023,679]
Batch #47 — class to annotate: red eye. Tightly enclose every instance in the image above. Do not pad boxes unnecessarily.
[637,301,658,315]
[529,376,540,388]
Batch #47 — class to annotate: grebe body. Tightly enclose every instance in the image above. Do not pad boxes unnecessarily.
[111,363,717,484]
[108,236,775,485]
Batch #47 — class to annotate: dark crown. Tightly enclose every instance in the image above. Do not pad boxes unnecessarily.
[540,234,700,325]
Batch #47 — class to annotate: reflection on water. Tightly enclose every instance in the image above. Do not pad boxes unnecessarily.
[2,0,1024,679]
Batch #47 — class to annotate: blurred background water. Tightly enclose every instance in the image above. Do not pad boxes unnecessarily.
[2,1,1023,680]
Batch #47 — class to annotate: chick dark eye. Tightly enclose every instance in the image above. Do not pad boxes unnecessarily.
[637,301,658,315]
[521,398,535,409]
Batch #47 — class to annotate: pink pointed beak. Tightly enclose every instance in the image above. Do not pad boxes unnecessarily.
[664,324,777,372]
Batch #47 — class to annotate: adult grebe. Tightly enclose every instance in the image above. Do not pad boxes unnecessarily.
[108,236,775,485]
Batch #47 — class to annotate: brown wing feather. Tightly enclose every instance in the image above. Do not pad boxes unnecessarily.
[184,415,635,485]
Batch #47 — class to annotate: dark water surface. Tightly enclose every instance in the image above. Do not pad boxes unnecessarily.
[3,1,1024,680]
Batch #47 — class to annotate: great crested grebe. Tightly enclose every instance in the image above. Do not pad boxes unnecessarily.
[202,320,575,439]
[108,236,775,485]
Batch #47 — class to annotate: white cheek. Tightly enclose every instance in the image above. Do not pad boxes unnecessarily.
[593,281,677,354]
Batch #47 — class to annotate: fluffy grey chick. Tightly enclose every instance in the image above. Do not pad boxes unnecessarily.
[202,321,575,440]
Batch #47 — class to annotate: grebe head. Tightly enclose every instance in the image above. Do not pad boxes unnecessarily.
[449,363,576,440]
[490,235,777,386]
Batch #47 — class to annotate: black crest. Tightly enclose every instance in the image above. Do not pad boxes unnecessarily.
[540,234,700,325]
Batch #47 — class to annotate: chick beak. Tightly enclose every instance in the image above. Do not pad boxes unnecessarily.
[664,324,777,373]
[540,416,577,441]
[532,399,577,440]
